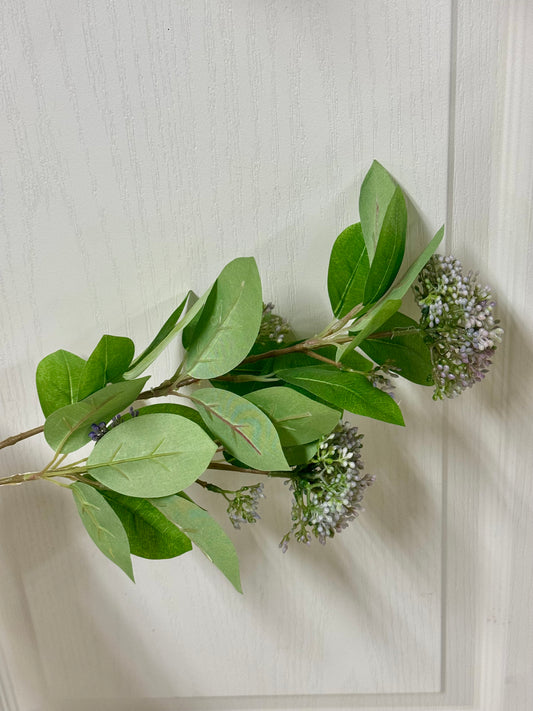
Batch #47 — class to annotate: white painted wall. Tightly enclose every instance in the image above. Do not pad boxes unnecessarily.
[0,1,531,709]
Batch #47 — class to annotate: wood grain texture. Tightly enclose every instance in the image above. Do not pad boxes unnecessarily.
[0,0,530,709]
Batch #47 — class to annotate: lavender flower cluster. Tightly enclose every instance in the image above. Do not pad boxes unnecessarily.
[89,406,139,443]
[226,483,265,529]
[280,422,375,551]
[257,302,292,346]
[414,255,503,399]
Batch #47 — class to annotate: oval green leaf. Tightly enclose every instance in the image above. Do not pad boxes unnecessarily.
[87,413,217,497]
[191,388,290,471]
[36,349,87,417]
[44,377,149,454]
[244,387,340,447]
[150,494,242,593]
[363,186,407,305]
[327,223,370,318]
[359,160,397,261]
[71,482,134,581]
[77,335,135,400]
[277,365,404,426]
[101,490,193,559]
[185,257,263,379]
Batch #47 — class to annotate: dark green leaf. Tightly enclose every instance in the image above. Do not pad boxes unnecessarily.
[182,291,202,350]
[336,348,373,372]
[124,290,211,380]
[87,413,217,497]
[150,495,242,593]
[191,388,290,471]
[71,482,134,581]
[327,223,370,317]
[244,387,340,446]
[270,345,338,372]
[359,160,397,261]
[284,441,319,466]
[277,365,404,426]
[360,312,433,385]
[185,257,263,379]
[101,490,192,559]
[77,335,135,400]
[36,350,87,417]
[363,186,407,304]
[44,378,149,454]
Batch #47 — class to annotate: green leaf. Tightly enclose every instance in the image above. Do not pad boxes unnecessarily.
[386,225,445,301]
[277,365,404,426]
[327,223,370,317]
[340,299,402,360]
[185,257,263,379]
[36,350,87,417]
[44,378,149,454]
[270,345,337,372]
[77,335,135,400]
[124,290,211,380]
[151,495,242,593]
[335,348,373,372]
[134,402,209,433]
[339,225,445,361]
[359,160,397,261]
[101,490,192,559]
[182,291,202,350]
[87,413,217,498]
[244,387,340,446]
[360,312,434,385]
[71,482,134,581]
[363,186,407,304]
[284,440,319,466]
[191,388,291,471]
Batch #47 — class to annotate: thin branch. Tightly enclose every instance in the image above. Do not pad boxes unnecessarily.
[0,425,44,451]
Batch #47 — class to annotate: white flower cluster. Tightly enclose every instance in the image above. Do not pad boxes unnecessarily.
[280,422,374,551]
[414,255,503,399]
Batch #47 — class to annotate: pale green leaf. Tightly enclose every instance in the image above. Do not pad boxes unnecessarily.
[87,413,217,497]
[244,387,340,446]
[71,482,134,581]
[191,388,290,471]
[151,494,242,593]
[363,186,407,304]
[124,290,211,380]
[185,257,263,379]
[44,378,149,454]
[359,160,397,261]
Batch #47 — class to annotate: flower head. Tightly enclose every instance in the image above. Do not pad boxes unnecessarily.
[88,406,139,443]
[414,255,503,399]
[280,422,374,551]
[226,483,265,529]
[256,302,292,347]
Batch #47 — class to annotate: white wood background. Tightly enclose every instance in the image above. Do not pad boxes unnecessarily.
[0,1,531,709]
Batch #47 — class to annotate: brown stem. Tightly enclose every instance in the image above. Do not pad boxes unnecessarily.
[304,350,343,368]
[0,425,44,451]
[208,461,268,475]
